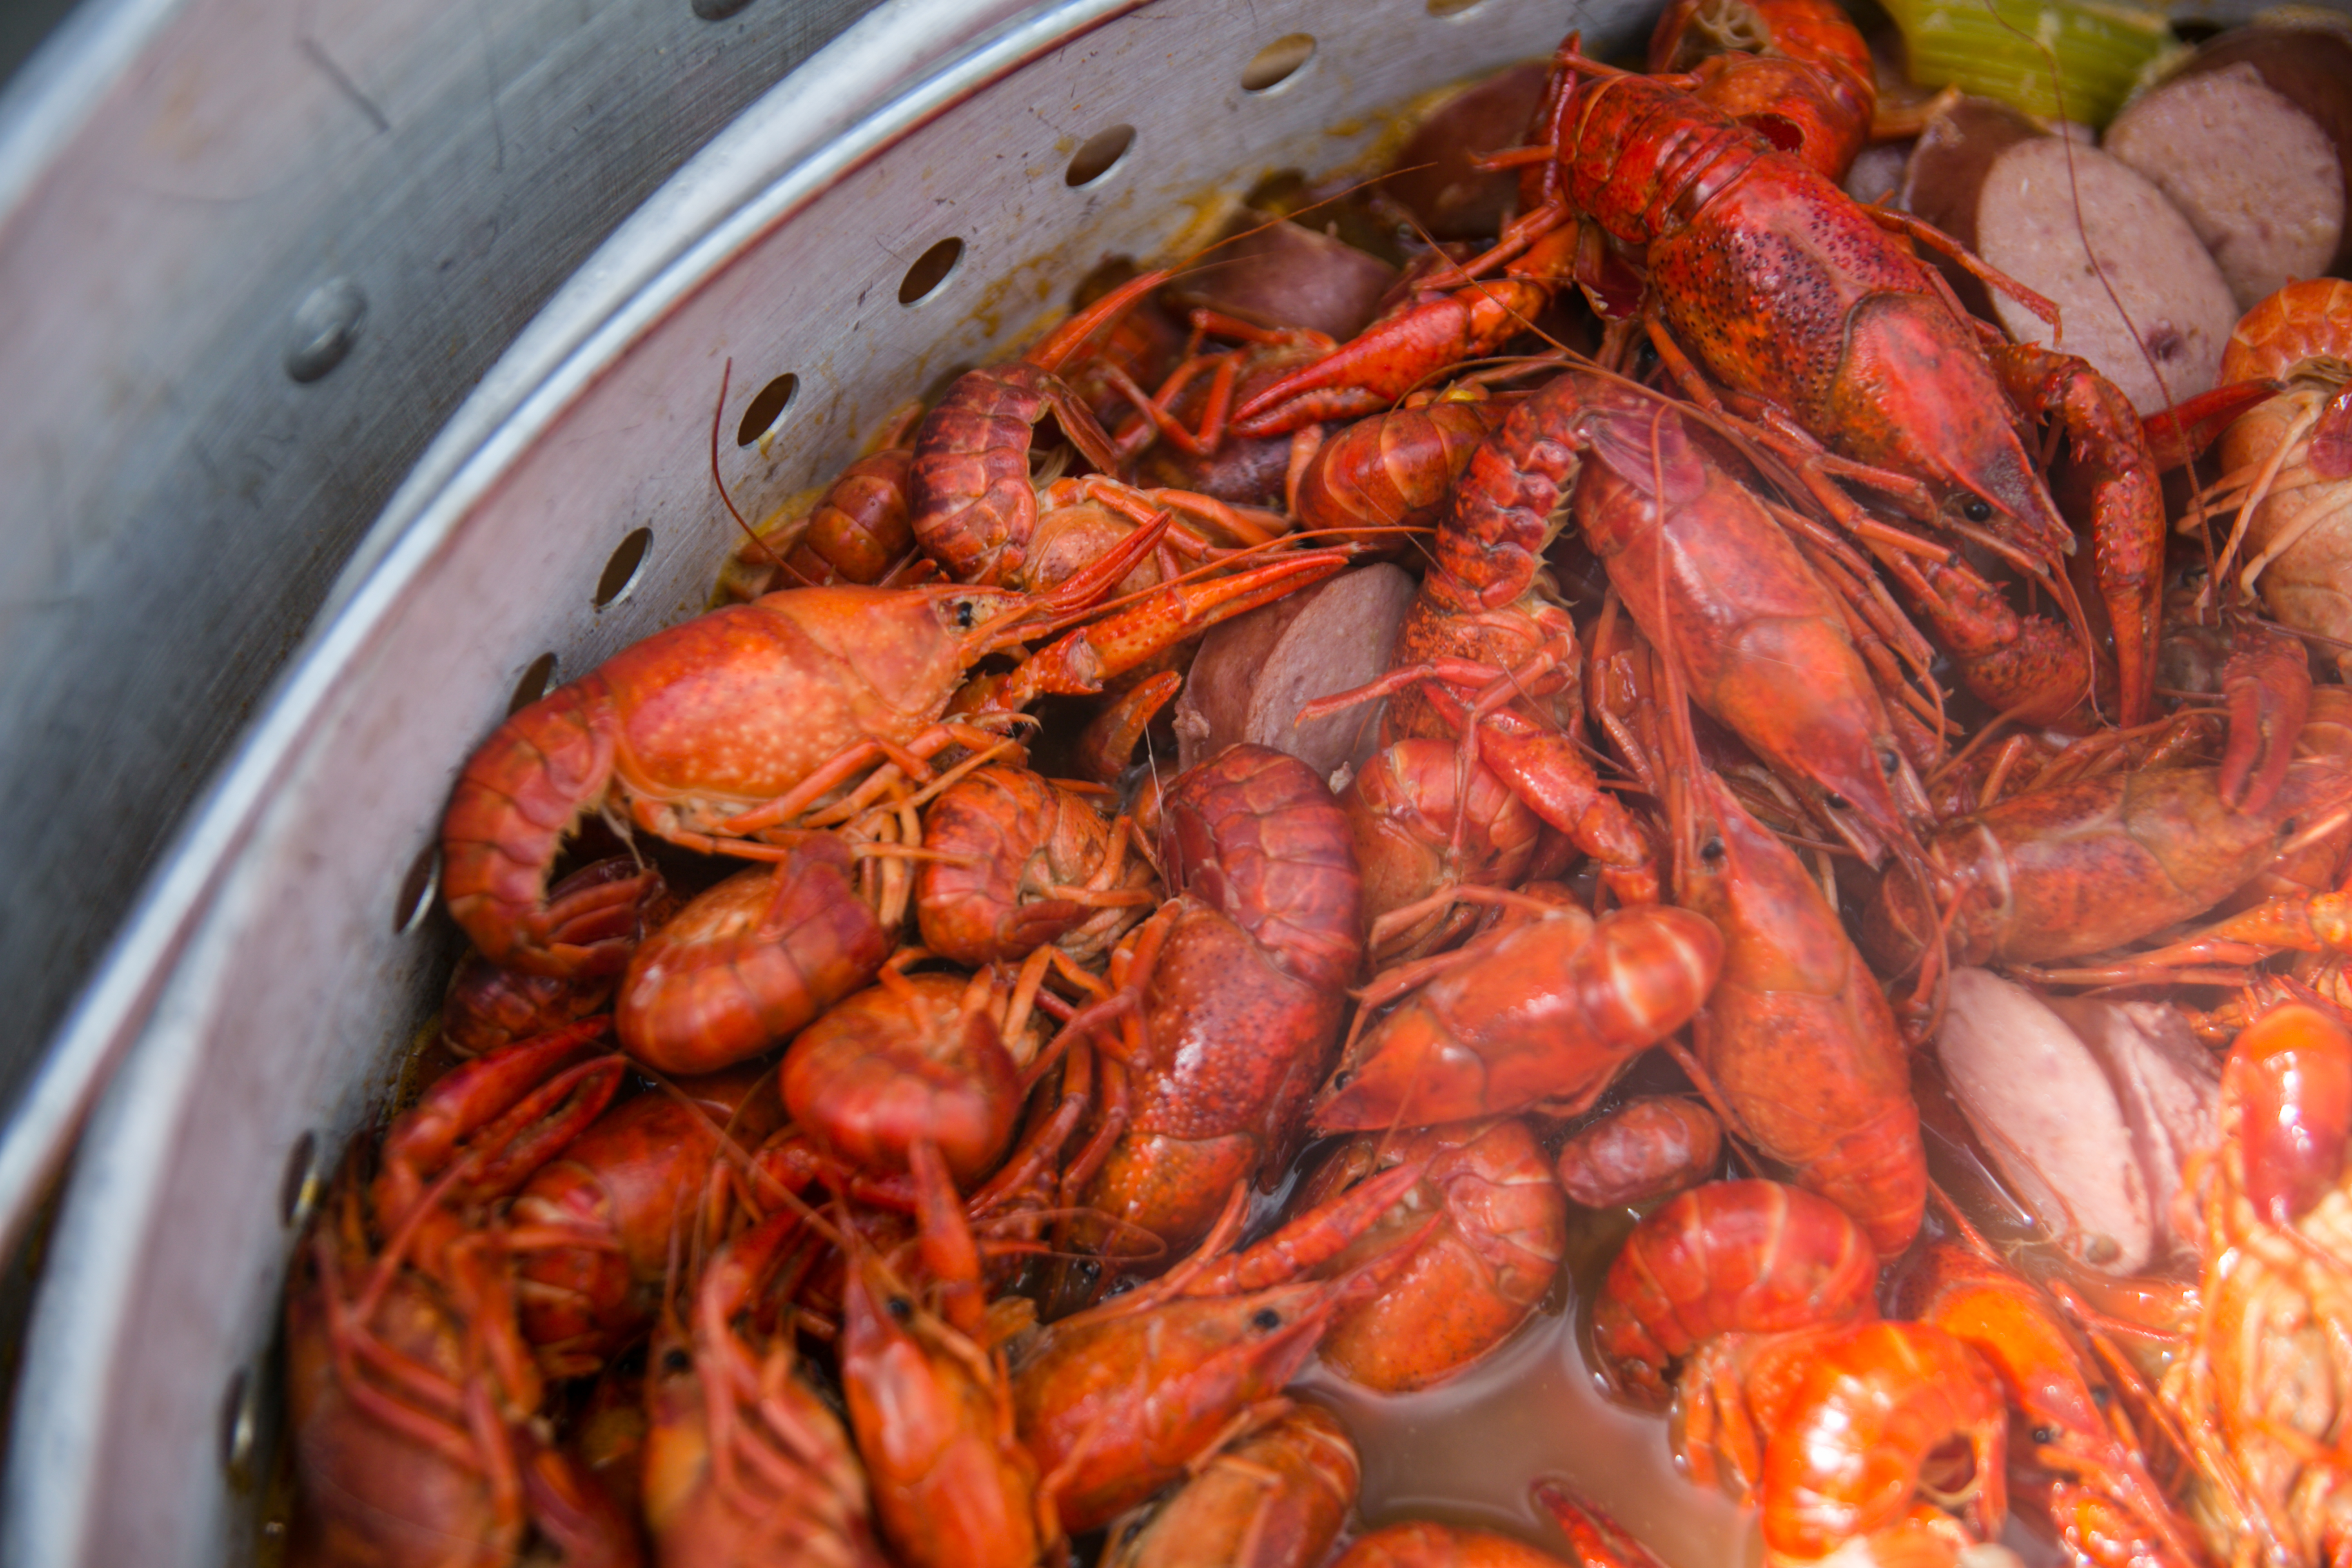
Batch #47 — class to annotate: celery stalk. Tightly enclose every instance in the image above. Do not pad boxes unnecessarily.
[1878,0,2177,125]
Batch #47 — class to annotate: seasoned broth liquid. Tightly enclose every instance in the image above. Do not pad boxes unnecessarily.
[1296,1285,1760,1567]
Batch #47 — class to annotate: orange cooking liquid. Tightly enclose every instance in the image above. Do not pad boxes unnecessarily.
[1295,1279,1761,1568]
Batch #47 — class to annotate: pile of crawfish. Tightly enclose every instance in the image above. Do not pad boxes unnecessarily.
[282,4,2352,1566]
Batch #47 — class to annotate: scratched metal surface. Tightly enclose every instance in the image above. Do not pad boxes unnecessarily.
[0,0,885,1229]
[6,0,1615,1559]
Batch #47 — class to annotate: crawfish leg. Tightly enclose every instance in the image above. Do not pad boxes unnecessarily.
[2220,620,2313,813]
[1991,342,2167,728]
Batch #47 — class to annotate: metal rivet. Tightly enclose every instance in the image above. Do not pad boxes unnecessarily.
[507,652,559,715]
[735,375,798,446]
[284,277,367,383]
[1065,125,1136,187]
[899,238,964,306]
[394,842,439,936]
[1241,34,1316,92]
[220,1366,259,1478]
[278,1131,320,1228]
[595,527,653,609]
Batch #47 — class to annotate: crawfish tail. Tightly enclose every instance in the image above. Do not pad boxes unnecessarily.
[443,675,635,977]
[1591,1179,1878,1407]
[1162,744,1363,993]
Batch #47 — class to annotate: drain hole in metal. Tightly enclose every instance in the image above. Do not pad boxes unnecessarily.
[899,238,964,305]
[1427,0,1486,15]
[595,527,653,609]
[1241,34,1316,92]
[690,0,754,19]
[735,373,798,445]
[508,652,558,714]
[220,1367,257,1476]
[279,1131,319,1227]
[394,842,439,936]
[1065,125,1136,187]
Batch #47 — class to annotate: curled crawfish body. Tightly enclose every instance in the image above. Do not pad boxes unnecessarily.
[2217,279,2352,676]
[1310,902,1721,1132]
[1896,1242,2201,1568]
[1554,1094,1722,1208]
[1074,744,1363,1263]
[783,968,1027,1186]
[1683,1320,2008,1565]
[1592,1179,1879,1408]
[1330,1521,1574,1568]
[513,1064,784,1378]
[1298,1116,1566,1392]
[1289,396,1499,555]
[1343,738,1541,965]
[616,836,891,1075]
[915,764,1154,966]
[1104,1403,1359,1568]
[443,857,666,1055]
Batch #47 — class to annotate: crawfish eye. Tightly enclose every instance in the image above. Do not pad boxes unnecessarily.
[1329,1070,1355,1091]
[662,1347,693,1375]
[1700,837,1726,864]
[1251,1308,1283,1331]
[2281,817,2300,838]
[954,600,978,629]
[1826,792,1853,810]
[1880,750,1901,778]
[1962,498,1993,523]
[2091,1385,2111,1408]
[887,1296,914,1321]
[2030,1425,2058,1446]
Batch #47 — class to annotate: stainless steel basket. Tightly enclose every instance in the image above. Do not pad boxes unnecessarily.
[3,0,1639,1560]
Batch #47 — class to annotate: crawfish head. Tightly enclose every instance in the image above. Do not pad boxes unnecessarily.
[1010,1278,1360,1534]
[1826,293,2072,567]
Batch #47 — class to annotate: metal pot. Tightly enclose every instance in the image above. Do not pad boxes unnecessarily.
[0,0,1638,1559]
[0,0,888,1244]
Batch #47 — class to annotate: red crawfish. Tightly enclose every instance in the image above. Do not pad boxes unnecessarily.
[1592,1178,1879,1407]
[1065,743,1363,1269]
[1294,1116,1566,1392]
[441,538,1341,976]
[615,833,893,1076]
[721,402,926,602]
[1620,641,1926,1256]
[915,762,1156,968]
[838,1140,1053,1568]
[285,1024,638,1568]
[782,965,1030,1187]
[442,857,669,1056]
[1566,370,1929,867]
[1101,1403,1359,1568]
[1308,896,1721,1132]
[1862,737,2352,975]
[511,1062,784,1378]
[1896,1240,2203,1568]
[1554,1094,1722,1208]
[1510,40,2166,728]
[1678,1320,2008,1566]
[1287,393,1499,556]
[2159,1000,2352,1567]
[1342,737,1541,966]
[640,1207,887,1568]
[1010,1165,1435,1534]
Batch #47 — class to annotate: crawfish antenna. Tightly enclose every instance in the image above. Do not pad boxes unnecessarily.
[709,358,807,582]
